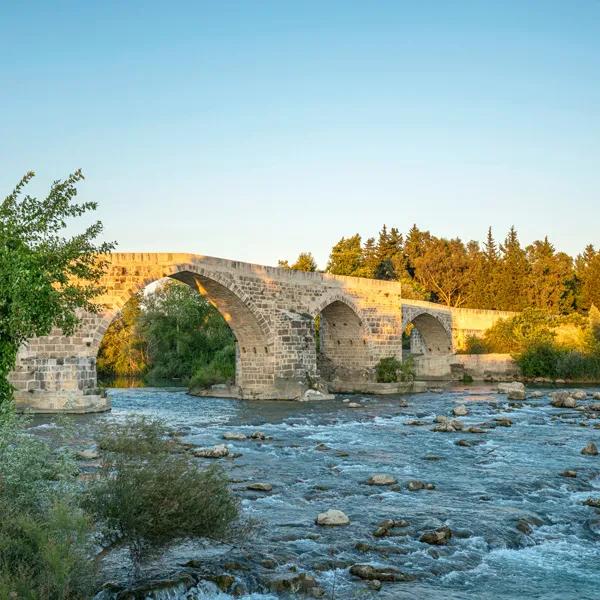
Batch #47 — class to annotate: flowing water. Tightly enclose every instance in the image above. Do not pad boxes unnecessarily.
[32,385,600,599]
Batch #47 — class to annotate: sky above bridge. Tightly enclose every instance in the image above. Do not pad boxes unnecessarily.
[1,1,599,268]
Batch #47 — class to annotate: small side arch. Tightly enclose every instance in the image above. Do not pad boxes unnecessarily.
[313,294,370,381]
[403,310,452,355]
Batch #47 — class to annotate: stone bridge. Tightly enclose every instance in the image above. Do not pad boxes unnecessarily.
[10,253,512,412]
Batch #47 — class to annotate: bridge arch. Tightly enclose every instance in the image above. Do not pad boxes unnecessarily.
[93,264,274,396]
[313,294,370,381]
[402,309,452,356]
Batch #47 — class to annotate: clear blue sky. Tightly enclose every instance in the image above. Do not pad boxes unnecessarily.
[1,1,599,268]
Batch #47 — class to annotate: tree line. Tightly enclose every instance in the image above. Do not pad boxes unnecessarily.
[281,225,600,313]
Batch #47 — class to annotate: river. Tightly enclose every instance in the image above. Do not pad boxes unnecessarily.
[31,385,600,600]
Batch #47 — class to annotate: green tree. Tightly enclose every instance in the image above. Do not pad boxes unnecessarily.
[326,234,365,276]
[525,238,574,313]
[575,245,600,311]
[0,171,113,406]
[139,281,235,384]
[496,226,529,311]
[97,293,148,378]
[291,252,317,272]
[413,237,471,307]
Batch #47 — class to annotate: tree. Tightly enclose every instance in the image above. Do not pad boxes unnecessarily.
[413,237,471,307]
[326,234,364,276]
[525,238,574,313]
[139,281,235,384]
[0,171,114,406]
[575,245,600,311]
[291,252,317,272]
[97,293,148,378]
[496,226,529,311]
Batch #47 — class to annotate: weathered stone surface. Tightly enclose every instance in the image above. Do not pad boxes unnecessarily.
[367,474,397,486]
[453,404,468,416]
[300,389,336,402]
[550,391,577,408]
[349,564,414,582]
[407,480,435,491]
[498,382,526,400]
[193,444,229,458]
[581,442,598,456]
[76,448,99,460]
[315,509,350,526]
[247,482,273,492]
[223,432,247,440]
[419,526,452,545]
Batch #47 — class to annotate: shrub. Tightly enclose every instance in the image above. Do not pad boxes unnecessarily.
[96,415,173,456]
[86,417,240,579]
[461,335,489,354]
[399,355,416,382]
[0,410,95,598]
[515,342,561,378]
[376,357,401,383]
[189,344,236,389]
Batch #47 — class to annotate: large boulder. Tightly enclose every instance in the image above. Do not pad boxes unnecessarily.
[571,390,588,401]
[315,509,350,526]
[498,382,526,400]
[453,404,468,416]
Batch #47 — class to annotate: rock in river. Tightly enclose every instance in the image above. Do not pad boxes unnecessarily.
[349,564,414,582]
[193,444,229,458]
[498,382,526,400]
[247,482,273,492]
[453,404,468,416]
[581,442,598,456]
[315,509,350,526]
[420,526,452,545]
[223,432,247,440]
[367,473,397,486]
[407,480,435,491]
[550,391,577,408]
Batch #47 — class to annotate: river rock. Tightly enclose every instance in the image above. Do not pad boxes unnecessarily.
[349,564,414,582]
[560,470,577,478]
[419,526,452,545]
[347,402,362,408]
[367,473,397,486]
[494,418,513,427]
[581,442,598,456]
[529,391,544,398]
[373,518,408,537]
[498,382,526,400]
[456,439,472,447]
[223,432,247,440]
[76,448,99,460]
[269,572,322,595]
[588,404,600,412]
[593,392,600,401]
[467,426,487,434]
[247,482,272,492]
[300,389,336,401]
[250,431,266,440]
[407,480,435,491]
[453,404,468,416]
[571,390,588,401]
[315,509,350,526]
[193,444,229,458]
[583,497,600,508]
[550,391,577,408]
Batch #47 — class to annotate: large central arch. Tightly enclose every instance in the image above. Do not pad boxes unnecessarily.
[171,270,274,393]
[403,311,452,356]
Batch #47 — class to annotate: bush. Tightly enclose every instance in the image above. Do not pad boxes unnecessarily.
[0,410,95,598]
[86,416,240,578]
[461,335,490,354]
[96,415,173,456]
[515,342,562,378]
[189,344,236,389]
[376,357,400,382]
